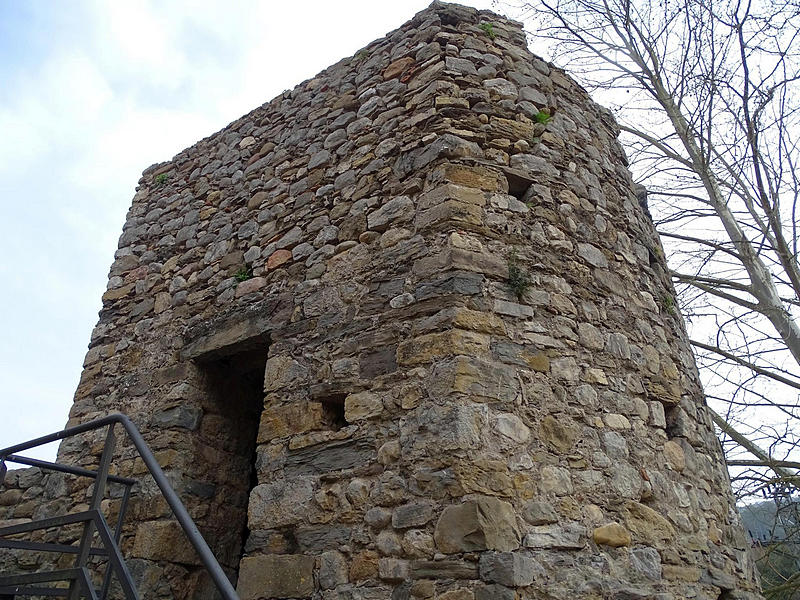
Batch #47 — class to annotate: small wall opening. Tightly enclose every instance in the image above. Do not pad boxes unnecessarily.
[664,404,681,439]
[192,342,267,589]
[318,393,348,431]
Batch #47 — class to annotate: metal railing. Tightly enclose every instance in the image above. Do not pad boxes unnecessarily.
[0,414,239,599]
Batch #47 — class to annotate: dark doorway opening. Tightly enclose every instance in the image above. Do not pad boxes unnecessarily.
[193,343,266,591]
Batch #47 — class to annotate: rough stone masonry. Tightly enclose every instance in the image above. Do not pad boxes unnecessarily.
[0,2,764,599]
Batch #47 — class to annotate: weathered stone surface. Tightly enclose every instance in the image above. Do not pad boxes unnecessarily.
[0,489,23,507]
[284,439,373,476]
[266,248,292,269]
[248,478,314,529]
[402,402,486,453]
[432,164,506,192]
[434,497,520,553]
[365,506,392,529]
[152,405,201,430]
[258,401,324,442]
[483,78,518,100]
[384,57,415,80]
[622,501,676,544]
[419,184,486,210]
[414,134,483,170]
[397,330,489,365]
[630,547,662,580]
[411,560,479,579]
[393,502,435,529]
[605,413,632,429]
[131,521,198,565]
[663,440,686,471]
[344,391,383,421]
[295,526,352,552]
[235,276,267,297]
[416,200,484,230]
[236,554,315,599]
[524,523,585,550]
[578,322,605,350]
[577,243,608,268]
[479,552,539,586]
[540,415,578,452]
[350,550,379,581]
[319,550,349,589]
[495,413,530,443]
[441,356,518,402]
[521,500,558,525]
[379,557,410,582]
[264,355,307,392]
[539,466,572,497]
[476,584,515,600]
[368,196,415,231]
[437,589,474,600]
[602,431,629,460]
[662,564,702,582]
[509,153,558,177]
[593,522,631,547]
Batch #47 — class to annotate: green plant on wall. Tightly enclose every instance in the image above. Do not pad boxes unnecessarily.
[479,22,496,40]
[662,294,676,315]
[534,111,551,125]
[355,49,370,61]
[154,173,169,186]
[234,266,253,282]
[507,251,531,301]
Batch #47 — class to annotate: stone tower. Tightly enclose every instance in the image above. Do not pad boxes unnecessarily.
[1,2,763,599]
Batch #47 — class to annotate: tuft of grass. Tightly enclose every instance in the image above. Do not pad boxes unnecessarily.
[154,173,169,186]
[479,22,497,40]
[661,294,676,315]
[355,49,370,61]
[234,266,253,282]
[507,251,532,301]
[534,111,551,125]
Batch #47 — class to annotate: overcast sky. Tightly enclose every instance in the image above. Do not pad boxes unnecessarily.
[0,0,513,460]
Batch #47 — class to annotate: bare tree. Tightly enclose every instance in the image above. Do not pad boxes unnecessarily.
[499,0,800,593]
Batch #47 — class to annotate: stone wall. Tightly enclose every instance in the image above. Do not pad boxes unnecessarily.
[2,2,763,599]
[0,467,75,577]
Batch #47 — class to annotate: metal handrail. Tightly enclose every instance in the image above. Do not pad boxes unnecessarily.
[5,453,136,486]
[0,413,239,600]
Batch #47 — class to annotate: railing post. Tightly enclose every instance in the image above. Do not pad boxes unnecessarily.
[68,424,116,600]
[99,482,133,599]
